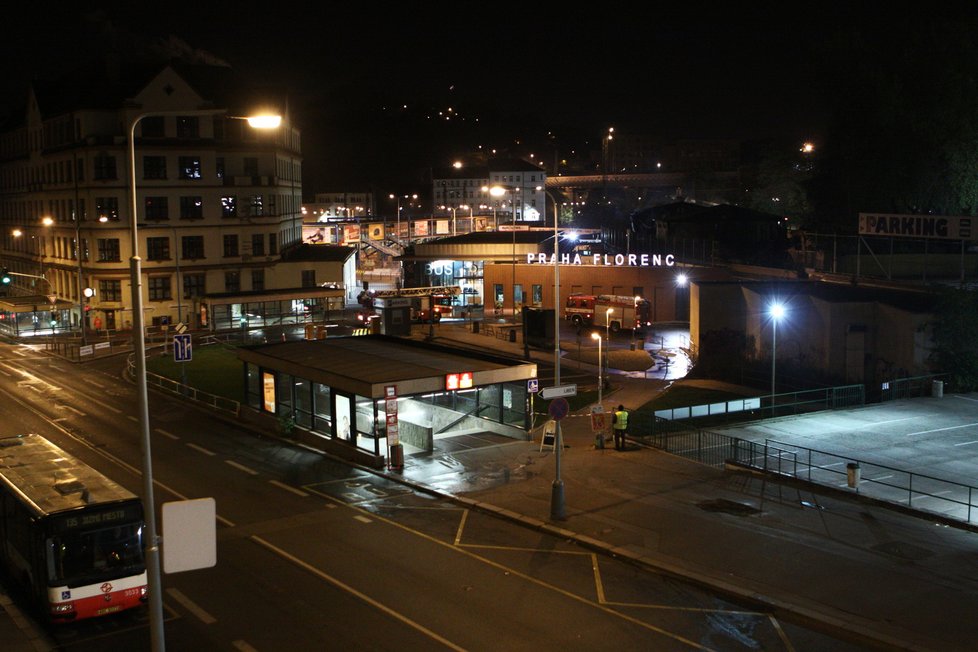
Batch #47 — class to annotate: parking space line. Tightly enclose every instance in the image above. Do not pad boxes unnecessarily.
[954,440,978,447]
[907,422,978,436]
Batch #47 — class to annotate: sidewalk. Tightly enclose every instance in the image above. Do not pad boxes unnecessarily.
[398,321,978,651]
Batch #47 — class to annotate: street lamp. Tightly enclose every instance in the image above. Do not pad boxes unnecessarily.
[591,332,603,407]
[770,301,786,406]
[551,197,565,520]
[129,109,280,652]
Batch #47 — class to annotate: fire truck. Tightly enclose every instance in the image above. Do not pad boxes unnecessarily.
[361,286,460,323]
[564,294,652,332]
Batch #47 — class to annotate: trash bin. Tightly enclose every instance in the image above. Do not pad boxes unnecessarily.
[388,443,404,471]
[933,380,944,398]
[846,462,861,488]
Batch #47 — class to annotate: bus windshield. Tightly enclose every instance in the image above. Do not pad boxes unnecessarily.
[47,523,145,586]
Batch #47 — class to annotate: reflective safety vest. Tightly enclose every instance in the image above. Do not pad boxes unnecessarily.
[614,410,628,430]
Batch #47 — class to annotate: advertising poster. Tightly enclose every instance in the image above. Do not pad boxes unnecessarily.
[262,372,276,413]
[435,220,451,235]
[414,220,429,237]
[303,226,328,244]
[342,224,361,244]
[334,394,352,441]
[474,217,489,232]
[368,223,385,240]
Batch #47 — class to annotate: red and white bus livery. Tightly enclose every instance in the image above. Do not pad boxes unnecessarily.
[564,294,652,332]
[0,434,148,622]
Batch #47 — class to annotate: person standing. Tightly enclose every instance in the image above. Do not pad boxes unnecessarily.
[613,404,629,450]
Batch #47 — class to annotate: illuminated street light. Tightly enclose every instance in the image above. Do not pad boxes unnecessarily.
[770,301,786,407]
[129,109,280,652]
[592,332,603,407]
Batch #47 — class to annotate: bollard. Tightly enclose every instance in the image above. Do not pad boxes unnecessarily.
[846,462,861,488]
[388,443,404,471]
[595,432,604,449]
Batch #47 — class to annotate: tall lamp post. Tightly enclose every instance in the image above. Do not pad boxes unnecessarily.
[591,332,603,406]
[770,302,785,407]
[551,199,565,520]
[129,110,280,652]
[605,308,613,377]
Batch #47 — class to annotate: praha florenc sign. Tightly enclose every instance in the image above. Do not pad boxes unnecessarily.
[858,213,976,241]
[526,253,676,267]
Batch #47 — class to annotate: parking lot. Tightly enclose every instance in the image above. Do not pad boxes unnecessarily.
[712,393,978,524]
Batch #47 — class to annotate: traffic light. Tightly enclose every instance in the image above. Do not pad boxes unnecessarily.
[0,268,9,285]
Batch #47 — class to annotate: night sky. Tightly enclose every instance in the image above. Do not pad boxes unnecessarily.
[3,4,974,195]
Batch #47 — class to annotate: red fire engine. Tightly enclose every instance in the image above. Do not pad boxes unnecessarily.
[564,294,652,332]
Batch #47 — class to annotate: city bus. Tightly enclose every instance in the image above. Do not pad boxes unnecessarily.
[0,434,147,622]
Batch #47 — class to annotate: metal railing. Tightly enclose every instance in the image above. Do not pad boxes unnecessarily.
[765,439,978,524]
[644,423,978,525]
[651,384,865,428]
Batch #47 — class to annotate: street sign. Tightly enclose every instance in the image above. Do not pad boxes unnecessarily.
[540,384,577,400]
[173,333,192,362]
[548,397,570,420]
[590,404,606,432]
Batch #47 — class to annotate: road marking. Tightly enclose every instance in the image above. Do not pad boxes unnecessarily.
[232,642,259,652]
[954,440,978,447]
[269,480,308,497]
[907,422,978,436]
[127,415,138,422]
[87,379,106,389]
[354,515,372,524]
[251,536,466,652]
[226,460,258,475]
[166,588,216,624]
[60,404,86,417]
[157,429,179,440]
[955,395,978,402]
[187,443,216,456]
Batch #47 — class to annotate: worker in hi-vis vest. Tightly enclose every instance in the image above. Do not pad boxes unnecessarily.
[613,404,629,450]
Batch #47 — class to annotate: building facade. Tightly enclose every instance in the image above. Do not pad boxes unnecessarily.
[432,159,548,224]
[0,62,320,335]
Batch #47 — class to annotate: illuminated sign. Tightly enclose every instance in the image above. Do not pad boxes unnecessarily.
[526,253,676,267]
[446,372,474,390]
[858,213,975,241]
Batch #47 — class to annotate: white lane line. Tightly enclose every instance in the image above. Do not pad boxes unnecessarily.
[165,588,216,624]
[157,429,179,440]
[187,443,216,456]
[251,536,465,652]
[868,474,893,481]
[954,440,978,447]
[269,480,309,497]
[225,460,258,475]
[907,422,978,436]
[232,641,259,652]
[60,404,86,417]
[127,415,138,422]
[354,515,372,524]
[0,367,10,377]
[87,379,106,389]
[955,395,978,402]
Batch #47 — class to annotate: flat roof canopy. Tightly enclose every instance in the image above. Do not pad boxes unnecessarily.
[238,335,537,399]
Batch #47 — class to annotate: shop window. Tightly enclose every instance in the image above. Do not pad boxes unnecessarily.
[294,378,312,428]
[532,284,543,306]
[313,383,332,432]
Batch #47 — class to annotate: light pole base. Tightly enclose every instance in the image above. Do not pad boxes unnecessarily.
[550,480,566,521]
